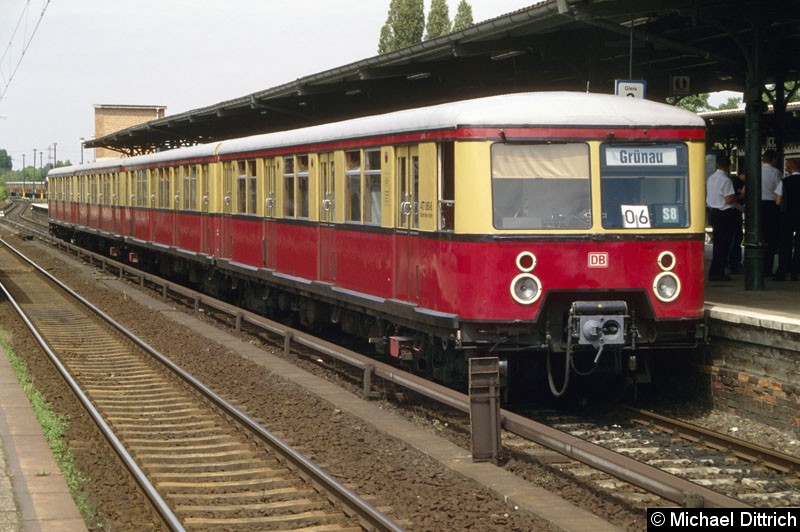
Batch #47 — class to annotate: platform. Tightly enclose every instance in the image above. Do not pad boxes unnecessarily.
[703,243,800,326]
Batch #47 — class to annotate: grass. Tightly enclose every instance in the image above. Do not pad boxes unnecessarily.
[0,329,94,519]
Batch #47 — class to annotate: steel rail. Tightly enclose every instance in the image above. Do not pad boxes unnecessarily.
[17,226,751,509]
[620,405,800,474]
[0,238,402,532]
[0,241,185,531]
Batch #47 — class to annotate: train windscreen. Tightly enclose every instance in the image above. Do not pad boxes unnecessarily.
[600,144,689,229]
[491,143,591,229]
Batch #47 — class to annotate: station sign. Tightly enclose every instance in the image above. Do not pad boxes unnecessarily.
[671,75,691,96]
[615,79,646,99]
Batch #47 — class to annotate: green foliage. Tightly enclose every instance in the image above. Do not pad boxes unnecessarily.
[380,0,474,53]
[0,149,11,172]
[378,0,424,53]
[452,0,474,31]
[716,96,742,110]
[425,0,451,40]
[670,93,712,113]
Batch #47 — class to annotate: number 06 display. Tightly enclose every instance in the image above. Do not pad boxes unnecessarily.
[620,205,651,228]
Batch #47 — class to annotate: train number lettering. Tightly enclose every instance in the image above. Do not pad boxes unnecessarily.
[620,205,651,228]
[661,206,679,223]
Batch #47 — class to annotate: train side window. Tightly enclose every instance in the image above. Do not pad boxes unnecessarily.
[237,161,247,213]
[364,149,381,225]
[200,164,209,210]
[345,150,361,222]
[439,142,455,231]
[247,160,257,215]
[283,156,295,217]
[137,170,148,207]
[491,143,591,230]
[264,159,277,216]
[297,155,309,218]
[158,168,171,209]
[182,165,196,210]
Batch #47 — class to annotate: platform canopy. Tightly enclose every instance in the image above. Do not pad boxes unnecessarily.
[86,0,800,155]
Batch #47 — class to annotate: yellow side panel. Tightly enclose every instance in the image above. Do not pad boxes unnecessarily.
[334,150,346,224]
[381,146,394,228]
[309,153,319,222]
[418,142,438,232]
[688,140,707,233]
[208,162,222,214]
[275,157,285,218]
[453,141,492,234]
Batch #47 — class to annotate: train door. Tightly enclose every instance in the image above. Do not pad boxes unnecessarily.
[200,164,211,255]
[394,145,420,302]
[263,159,278,269]
[318,153,336,282]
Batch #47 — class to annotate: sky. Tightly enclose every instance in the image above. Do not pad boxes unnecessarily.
[0,1,741,170]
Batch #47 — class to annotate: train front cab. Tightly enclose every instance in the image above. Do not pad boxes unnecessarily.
[448,132,707,395]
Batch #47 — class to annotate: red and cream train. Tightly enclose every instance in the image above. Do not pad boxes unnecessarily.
[48,92,707,395]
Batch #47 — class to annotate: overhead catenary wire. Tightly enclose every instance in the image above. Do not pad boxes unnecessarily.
[0,0,52,106]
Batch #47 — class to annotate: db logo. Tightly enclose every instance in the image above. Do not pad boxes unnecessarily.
[588,252,609,268]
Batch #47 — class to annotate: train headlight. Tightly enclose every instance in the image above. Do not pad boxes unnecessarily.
[510,273,542,305]
[516,251,537,272]
[653,272,681,303]
[657,250,676,271]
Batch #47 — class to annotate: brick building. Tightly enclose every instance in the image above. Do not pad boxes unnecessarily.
[94,104,166,160]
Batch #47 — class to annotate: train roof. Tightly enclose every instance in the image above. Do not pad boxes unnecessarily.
[50,92,704,176]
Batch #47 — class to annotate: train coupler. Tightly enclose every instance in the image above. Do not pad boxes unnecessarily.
[570,301,627,352]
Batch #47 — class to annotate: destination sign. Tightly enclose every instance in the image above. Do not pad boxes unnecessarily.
[605,146,678,166]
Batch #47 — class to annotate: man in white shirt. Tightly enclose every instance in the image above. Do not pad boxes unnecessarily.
[761,149,783,274]
[706,154,736,282]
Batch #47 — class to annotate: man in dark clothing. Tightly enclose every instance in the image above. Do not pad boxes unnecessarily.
[774,157,800,281]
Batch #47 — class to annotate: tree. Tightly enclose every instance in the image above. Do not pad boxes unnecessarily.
[0,149,11,172]
[452,0,474,32]
[425,0,451,40]
[716,96,742,110]
[378,0,424,54]
[671,93,713,113]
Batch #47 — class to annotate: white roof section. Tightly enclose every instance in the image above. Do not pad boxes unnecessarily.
[51,92,704,176]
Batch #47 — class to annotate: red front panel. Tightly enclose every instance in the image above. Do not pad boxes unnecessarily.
[418,238,704,321]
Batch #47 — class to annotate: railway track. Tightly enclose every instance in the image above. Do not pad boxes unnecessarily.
[506,404,800,508]
[0,237,400,531]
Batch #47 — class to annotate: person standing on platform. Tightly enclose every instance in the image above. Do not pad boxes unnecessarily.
[727,169,746,274]
[761,149,783,275]
[774,157,800,281]
[706,154,736,282]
